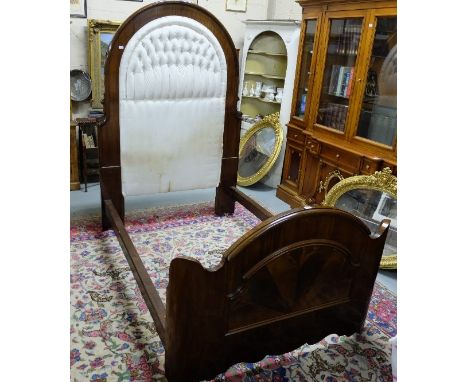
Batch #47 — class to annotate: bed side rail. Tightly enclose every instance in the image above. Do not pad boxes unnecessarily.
[103,199,167,346]
[227,186,274,220]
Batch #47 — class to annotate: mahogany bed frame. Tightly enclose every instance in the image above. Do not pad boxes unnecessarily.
[97,3,390,381]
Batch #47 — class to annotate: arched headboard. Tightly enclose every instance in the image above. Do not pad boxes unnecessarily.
[98,2,241,225]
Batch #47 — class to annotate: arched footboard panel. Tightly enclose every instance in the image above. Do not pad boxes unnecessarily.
[165,207,389,381]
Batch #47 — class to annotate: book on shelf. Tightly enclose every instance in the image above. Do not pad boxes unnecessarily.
[344,26,350,56]
[328,65,340,94]
[329,21,361,55]
[345,68,355,97]
[89,110,104,118]
[339,68,350,97]
[319,103,348,131]
[328,66,354,98]
[335,67,345,96]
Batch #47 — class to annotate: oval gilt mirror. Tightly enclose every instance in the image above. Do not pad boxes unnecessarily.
[322,168,397,269]
[237,113,283,187]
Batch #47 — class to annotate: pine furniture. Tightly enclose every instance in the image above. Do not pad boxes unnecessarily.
[277,0,397,207]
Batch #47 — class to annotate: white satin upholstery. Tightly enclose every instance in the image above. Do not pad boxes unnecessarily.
[119,16,227,196]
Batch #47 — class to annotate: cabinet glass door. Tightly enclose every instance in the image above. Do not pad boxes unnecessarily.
[356,16,397,147]
[316,17,363,132]
[293,20,318,119]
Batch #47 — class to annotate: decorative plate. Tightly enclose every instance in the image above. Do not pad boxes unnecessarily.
[70,69,92,101]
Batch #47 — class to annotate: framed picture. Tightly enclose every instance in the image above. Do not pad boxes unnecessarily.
[88,19,122,109]
[226,0,247,12]
[70,0,87,18]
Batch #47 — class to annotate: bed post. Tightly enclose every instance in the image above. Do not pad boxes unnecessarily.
[99,163,125,229]
[214,34,242,216]
[98,57,125,229]
[215,109,242,216]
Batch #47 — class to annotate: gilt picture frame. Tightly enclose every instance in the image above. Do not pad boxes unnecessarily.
[322,168,397,269]
[88,19,122,109]
[237,113,283,187]
[226,0,247,12]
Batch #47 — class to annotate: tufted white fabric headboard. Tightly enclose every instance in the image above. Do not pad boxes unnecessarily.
[119,16,227,196]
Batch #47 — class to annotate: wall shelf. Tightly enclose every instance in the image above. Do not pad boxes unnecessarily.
[244,72,286,80]
[247,49,287,57]
[243,95,282,104]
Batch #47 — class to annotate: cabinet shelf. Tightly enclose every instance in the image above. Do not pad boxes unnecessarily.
[328,52,358,57]
[326,93,349,100]
[245,71,286,80]
[248,49,287,57]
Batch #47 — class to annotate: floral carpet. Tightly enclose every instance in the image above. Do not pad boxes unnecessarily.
[70,202,397,382]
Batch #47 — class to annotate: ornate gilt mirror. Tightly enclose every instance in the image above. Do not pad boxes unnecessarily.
[237,113,283,187]
[88,19,122,109]
[322,168,397,269]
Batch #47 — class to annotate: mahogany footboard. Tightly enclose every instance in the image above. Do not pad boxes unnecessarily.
[103,197,389,381]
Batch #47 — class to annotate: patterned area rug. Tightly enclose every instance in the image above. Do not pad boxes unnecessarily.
[70,202,397,382]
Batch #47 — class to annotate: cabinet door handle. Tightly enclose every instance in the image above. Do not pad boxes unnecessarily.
[335,154,340,158]
[365,164,370,170]
[294,134,298,138]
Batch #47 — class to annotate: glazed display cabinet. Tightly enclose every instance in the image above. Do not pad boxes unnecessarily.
[277,0,397,207]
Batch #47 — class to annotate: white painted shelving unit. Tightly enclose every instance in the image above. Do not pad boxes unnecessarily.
[238,20,301,188]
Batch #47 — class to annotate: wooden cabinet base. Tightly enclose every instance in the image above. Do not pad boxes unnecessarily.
[70,181,80,191]
[276,184,306,208]
[70,122,80,191]
[278,134,396,207]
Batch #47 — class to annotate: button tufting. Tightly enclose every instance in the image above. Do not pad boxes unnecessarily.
[120,16,227,101]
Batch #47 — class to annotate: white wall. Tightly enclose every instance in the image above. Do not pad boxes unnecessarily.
[70,0,300,115]
[268,0,302,20]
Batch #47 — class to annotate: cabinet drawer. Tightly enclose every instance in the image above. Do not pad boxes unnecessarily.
[287,128,305,144]
[320,145,360,173]
[360,158,380,175]
[305,137,319,154]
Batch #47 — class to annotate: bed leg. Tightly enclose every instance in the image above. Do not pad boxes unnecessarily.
[215,186,235,216]
[101,194,111,231]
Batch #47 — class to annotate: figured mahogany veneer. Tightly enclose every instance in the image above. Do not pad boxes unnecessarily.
[165,207,389,380]
[97,3,389,381]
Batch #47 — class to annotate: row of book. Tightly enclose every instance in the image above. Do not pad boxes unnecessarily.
[318,102,349,132]
[328,22,361,56]
[328,65,354,98]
